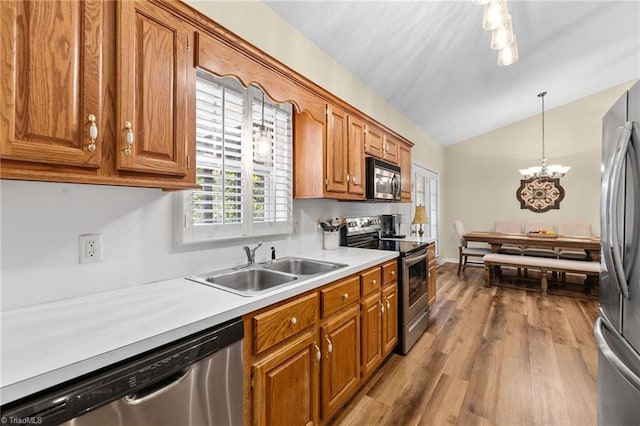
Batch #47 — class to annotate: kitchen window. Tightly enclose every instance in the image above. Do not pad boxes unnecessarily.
[177,71,293,244]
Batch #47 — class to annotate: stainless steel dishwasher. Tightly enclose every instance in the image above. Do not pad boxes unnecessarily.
[1,318,244,426]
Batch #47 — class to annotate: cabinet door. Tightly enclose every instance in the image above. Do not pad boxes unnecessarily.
[382,283,398,356]
[325,104,348,194]
[1,0,104,168]
[117,0,189,177]
[364,124,384,158]
[382,134,398,164]
[399,141,412,201]
[321,304,360,421]
[253,330,320,426]
[347,115,365,197]
[361,291,382,378]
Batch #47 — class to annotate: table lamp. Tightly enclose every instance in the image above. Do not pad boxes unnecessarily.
[412,205,429,238]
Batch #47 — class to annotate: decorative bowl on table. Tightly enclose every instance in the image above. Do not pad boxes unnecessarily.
[526,230,558,238]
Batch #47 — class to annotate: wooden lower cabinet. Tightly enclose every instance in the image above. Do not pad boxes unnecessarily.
[245,262,400,425]
[252,329,320,426]
[381,282,398,356]
[360,291,382,379]
[320,304,361,421]
[428,242,437,306]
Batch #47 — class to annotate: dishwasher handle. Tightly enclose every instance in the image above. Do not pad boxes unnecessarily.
[124,367,191,404]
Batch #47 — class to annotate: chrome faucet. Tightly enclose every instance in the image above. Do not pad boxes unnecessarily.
[243,242,263,265]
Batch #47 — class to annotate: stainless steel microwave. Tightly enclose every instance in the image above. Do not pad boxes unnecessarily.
[366,157,401,201]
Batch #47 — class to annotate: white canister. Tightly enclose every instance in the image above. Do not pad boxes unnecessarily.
[323,231,339,250]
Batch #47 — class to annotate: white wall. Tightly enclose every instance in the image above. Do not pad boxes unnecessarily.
[441,81,637,260]
[1,180,410,309]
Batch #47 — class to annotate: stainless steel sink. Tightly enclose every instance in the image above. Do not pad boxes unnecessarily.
[191,268,296,297]
[187,257,347,297]
[263,257,347,275]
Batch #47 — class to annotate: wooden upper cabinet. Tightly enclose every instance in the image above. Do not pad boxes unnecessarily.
[346,115,365,196]
[399,141,412,202]
[364,124,384,158]
[324,104,366,199]
[116,0,190,177]
[0,0,105,168]
[383,134,399,164]
[325,104,349,194]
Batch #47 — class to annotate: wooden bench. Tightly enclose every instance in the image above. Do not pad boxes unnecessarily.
[483,253,600,295]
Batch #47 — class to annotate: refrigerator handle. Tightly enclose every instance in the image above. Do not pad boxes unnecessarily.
[594,317,640,391]
[608,121,633,299]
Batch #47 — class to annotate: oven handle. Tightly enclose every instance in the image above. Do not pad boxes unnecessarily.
[404,250,428,267]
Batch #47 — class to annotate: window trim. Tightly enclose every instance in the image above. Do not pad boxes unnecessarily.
[176,73,293,245]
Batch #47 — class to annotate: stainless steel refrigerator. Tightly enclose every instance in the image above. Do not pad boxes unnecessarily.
[596,80,640,425]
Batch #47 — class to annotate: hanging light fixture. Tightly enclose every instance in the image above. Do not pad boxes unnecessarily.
[254,91,272,163]
[497,35,518,66]
[474,0,519,66]
[519,91,570,179]
[482,0,508,30]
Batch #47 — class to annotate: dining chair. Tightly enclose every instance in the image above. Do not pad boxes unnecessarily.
[494,221,523,255]
[453,220,492,276]
[557,221,592,260]
[523,221,558,258]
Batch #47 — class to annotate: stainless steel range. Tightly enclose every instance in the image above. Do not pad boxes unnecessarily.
[341,216,430,354]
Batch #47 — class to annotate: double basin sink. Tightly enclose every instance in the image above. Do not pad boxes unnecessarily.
[187,257,347,297]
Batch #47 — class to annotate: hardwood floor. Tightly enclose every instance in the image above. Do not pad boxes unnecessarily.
[329,263,599,426]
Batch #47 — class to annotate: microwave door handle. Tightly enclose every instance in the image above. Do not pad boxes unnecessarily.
[391,174,400,199]
[609,121,633,299]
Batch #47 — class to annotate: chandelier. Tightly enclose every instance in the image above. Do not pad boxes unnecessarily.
[519,91,570,179]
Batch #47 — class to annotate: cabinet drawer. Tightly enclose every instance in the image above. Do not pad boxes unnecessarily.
[321,275,360,318]
[253,292,319,354]
[360,267,381,296]
[382,260,398,285]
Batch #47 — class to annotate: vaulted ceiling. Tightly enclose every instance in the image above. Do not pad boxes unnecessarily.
[265,1,640,145]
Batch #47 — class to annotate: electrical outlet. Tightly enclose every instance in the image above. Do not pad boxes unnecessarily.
[79,234,102,264]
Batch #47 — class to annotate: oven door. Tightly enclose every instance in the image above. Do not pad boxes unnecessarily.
[401,248,430,325]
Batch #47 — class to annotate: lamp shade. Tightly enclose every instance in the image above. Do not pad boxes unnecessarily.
[412,205,429,225]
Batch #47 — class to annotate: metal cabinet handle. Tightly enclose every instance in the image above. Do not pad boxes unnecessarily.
[123,121,134,156]
[372,279,377,285]
[290,317,297,325]
[325,336,333,355]
[87,114,97,152]
[343,293,349,300]
[346,173,350,182]
[386,298,391,310]
[390,270,395,276]
[379,301,385,314]
[313,343,321,363]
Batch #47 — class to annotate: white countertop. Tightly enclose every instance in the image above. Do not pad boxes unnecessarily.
[0,247,397,405]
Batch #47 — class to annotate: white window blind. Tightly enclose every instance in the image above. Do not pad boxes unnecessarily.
[178,71,293,244]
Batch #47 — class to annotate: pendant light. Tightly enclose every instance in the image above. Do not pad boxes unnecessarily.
[519,91,570,179]
[254,91,272,163]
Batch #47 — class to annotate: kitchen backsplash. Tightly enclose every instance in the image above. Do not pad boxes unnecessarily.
[1,180,410,310]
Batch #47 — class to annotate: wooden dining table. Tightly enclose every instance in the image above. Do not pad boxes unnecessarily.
[463,231,601,262]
